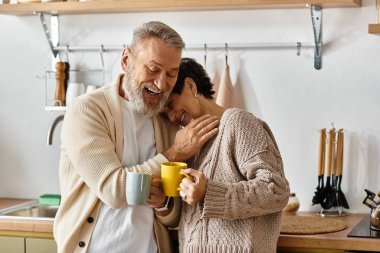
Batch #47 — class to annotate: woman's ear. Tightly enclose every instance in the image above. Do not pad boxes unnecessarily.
[121,48,130,72]
[185,77,198,97]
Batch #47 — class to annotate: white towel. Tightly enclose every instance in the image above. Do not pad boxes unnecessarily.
[216,65,235,108]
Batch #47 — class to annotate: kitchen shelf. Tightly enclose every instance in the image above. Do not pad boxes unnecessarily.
[368,24,380,34]
[368,0,380,34]
[0,0,361,15]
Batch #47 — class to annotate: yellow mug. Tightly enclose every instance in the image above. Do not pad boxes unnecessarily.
[161,162,192,197]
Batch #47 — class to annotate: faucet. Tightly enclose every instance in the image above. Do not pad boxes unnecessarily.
[47,115,64,145]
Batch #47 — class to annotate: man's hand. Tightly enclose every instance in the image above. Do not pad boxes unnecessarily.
[148,177,166,208]
[163,115,219,162]
[179,168,208,206]
[148,177,173,216]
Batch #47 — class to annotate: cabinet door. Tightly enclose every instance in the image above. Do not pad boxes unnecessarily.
[25,238,57,253]
[0,236,25,253]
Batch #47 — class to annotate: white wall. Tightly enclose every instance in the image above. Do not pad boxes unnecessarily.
[0,0,379,213]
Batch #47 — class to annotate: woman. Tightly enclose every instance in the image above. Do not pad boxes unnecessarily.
[162,58,290,253]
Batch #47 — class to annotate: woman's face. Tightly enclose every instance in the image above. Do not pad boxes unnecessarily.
[163,78,201,127]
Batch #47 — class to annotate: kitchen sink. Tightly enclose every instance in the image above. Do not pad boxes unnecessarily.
[0,200,58,221]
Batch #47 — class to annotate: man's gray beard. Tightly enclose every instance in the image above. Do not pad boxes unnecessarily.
[124,72,170,117]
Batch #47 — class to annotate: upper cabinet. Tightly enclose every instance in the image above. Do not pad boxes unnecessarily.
[0,0,361,15]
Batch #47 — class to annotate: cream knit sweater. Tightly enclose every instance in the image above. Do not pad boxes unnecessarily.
[54,76,180,253]
[178,109,290,253]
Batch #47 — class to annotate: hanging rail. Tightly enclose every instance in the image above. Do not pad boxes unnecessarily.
[53,42,315,52]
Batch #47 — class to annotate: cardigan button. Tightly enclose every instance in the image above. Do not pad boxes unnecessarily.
[87,217,94,223]
[79,241,85,248]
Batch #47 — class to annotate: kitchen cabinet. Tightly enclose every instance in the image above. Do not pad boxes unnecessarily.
[0,0,361,15]
[0,236,57,253]
[26,238,57,253]
[0,236,24,253]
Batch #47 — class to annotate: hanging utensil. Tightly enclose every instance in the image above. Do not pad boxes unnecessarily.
[336,129,350,209]
[312,128,326,205]
[321,128,336,209]
[332,129,339,207]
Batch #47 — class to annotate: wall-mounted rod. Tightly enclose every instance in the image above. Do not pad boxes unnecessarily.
[54,45,125,52]
[53,42,315,53]
[186,42,314,50]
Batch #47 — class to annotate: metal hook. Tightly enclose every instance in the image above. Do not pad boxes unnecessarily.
[225,43,229,66]
[335,128,347,134]
[100,45,105,84]
[296,42,301,56]
[100,45,105,69]
[65,45,70,64]
[203,43,207,69]
[65,45,70,85]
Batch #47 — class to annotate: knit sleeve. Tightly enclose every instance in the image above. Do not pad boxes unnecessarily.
[201,110,290,219]
[125,154,167,176]
[155,197,181,227]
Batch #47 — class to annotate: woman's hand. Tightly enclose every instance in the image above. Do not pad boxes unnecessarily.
[148,177,166,208]
[163,115,219,162]
[179,168,208,206]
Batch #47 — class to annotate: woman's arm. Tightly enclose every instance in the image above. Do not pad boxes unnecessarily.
[154,197,182,227]
[202,150,290,220]
[180,110,290,220]
[202,111,290,219]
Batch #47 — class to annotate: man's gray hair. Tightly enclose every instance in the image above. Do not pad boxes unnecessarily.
[130,21,185,51]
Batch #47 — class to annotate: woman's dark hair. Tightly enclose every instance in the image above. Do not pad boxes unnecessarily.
[172,58,215,99]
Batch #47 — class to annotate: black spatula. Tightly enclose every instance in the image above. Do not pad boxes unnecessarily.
[321,128,336,210]
[336,129,349,209]
[312,128,326,205]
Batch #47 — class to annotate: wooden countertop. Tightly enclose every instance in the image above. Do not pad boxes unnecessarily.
[1,198,379,251]
[0,198,53,235]
[278,212,380,252]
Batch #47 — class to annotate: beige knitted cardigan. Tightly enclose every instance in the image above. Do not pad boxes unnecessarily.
[178,108,290,253]
[54,75,180,253]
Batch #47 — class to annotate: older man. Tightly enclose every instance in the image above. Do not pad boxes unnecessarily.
[54,21,219,253]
